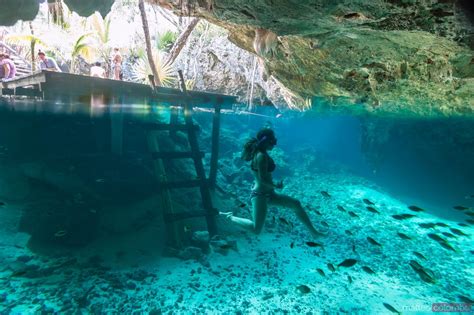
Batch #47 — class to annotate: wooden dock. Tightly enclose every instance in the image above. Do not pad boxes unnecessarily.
[0,70,237,108]
[1,70,238,245]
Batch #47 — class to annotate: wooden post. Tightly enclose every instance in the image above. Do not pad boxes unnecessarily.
[178,70,218,237]
[209,101,221,188]
[169,106,179,138]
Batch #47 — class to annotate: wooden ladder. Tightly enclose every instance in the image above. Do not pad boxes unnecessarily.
[146,71,218,248]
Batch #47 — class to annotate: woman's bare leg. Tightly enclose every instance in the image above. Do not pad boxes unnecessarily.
[269,193,326,238]
[220,196,267,234]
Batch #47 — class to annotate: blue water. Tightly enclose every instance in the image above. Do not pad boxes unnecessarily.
[0,99,472,313]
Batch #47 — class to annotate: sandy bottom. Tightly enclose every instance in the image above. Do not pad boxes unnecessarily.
[0,171,473,314]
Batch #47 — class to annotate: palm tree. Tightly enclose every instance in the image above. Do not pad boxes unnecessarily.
[138,0,161,86]
[70,32,95,74]
[5,32,48,72]
[87,12,112,75]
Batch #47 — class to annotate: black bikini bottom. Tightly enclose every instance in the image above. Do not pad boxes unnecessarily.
[250,189,275,199]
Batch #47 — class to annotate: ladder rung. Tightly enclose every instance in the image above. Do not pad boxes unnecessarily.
[164,211,214,222]
[142,123,199,131]
[152,151,204,160]
[159,179,203,189]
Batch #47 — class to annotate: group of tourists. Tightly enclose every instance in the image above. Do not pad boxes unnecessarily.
[89,48,123,80]
[0,48,123,81]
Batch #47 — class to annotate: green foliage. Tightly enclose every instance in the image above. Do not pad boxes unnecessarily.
[156,30,178,52]
[70,32,95,73]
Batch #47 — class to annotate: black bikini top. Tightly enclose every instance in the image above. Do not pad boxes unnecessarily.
[251,153,276,173]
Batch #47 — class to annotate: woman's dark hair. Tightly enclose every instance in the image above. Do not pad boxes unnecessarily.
[241,128,276,161]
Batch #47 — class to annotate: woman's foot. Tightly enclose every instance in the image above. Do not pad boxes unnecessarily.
[219,211,233,219]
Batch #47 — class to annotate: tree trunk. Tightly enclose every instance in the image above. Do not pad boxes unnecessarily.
[138,0,161,86]
[29,22,35,72]
[164,18,200,67]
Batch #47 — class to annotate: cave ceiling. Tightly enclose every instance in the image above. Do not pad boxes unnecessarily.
[1,0,473,116]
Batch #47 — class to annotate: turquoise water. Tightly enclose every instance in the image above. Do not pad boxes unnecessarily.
[0,99,472,314]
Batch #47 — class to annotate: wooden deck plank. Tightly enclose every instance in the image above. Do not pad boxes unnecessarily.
[1,70,237,109]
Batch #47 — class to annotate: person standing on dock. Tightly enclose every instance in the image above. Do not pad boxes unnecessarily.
[38,51,62,72]
[0,53,5,80]
[112,48,123,80]
[0,54,16,81]
[90,62,106,78]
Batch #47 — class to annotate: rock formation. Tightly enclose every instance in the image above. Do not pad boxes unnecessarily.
[1,0,473,116]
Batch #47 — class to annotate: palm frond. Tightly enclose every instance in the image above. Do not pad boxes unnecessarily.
[130,52,176,87]
[5,34,47,46]
[72,33,96,62]
[156,30,178,51]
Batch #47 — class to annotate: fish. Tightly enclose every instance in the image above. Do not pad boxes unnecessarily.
[366,206,380,214]
[0,201,5,206]
[327,263,336,272]
[397,232,412,240]
[363,199,375,205]
[465,211,474,217]
[413,251,426,260]
[320,191,331,198]
[367,237,382,246]
[392,214,416,220]
[450,228,469,236]
[345,230,353,236]
[7,270,28,278]
[347,275,353,284]
[54,230,67,237]
[441,232,456,238]
[239,203,246,208]
[218,244,236,250]
[306,241,324,248]
[337,259,357,268]
[458,295,474,304]
[316,268,325,277]
[352,244,356,253]
[320,221,329,228]
[314,210,322,215]
[427,233,447,243]
[290,242,294,249]
[418,223,437,229]
[453,206,471,211]
[465,195,474,199]
[438,241,456,252]
[362,266,375,274]
[296,285,311,294]
[408,205,424,212]
[279,217,290,225]
[435,222,449,227]
[466,219,474,224]
[458,223,469,227]
[337,205,346,212]
[383,302,401,314]
[348,211,359,218]
[409,260,436,284]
